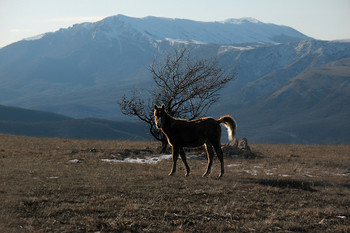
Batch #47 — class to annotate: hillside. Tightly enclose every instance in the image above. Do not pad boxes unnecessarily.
[210,43,350,144]
[0,105,150,140]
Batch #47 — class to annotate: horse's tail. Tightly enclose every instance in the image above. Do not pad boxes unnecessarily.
[217,115,236,141]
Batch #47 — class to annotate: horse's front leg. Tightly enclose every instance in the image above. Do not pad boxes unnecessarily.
[169,145,179,176]
[179,147,190,176]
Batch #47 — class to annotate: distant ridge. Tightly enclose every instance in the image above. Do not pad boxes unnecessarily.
[0,105,150,140]
[0,105,71,122]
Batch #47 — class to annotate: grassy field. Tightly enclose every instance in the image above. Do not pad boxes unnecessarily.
[0,134,349,232]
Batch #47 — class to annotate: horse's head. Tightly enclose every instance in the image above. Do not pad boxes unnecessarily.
[154,105,166,129]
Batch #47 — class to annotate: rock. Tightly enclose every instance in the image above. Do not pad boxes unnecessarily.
[238,138,248,150]
[222,137,255,158]
[232,138,238,147]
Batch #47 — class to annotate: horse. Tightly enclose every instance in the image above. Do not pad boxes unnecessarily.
[153,105,236,177]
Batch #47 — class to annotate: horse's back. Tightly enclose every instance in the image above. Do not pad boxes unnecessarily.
[172,117,221,147]
[177,117,220,131]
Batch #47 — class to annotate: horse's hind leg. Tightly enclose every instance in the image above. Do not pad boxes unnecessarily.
[169,145,179,176]
[203,143,214,177]
[179,147,190,176]
[213,142,224,177]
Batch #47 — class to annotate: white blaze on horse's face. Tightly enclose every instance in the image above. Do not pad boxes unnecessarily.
[154,105,165,129]
[155,115,162,129]
[154,108,161,129]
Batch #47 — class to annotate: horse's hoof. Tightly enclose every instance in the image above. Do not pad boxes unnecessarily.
[202,169,211,177]
[185,172,190,177]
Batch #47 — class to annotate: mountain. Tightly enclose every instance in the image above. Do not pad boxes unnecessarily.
[0,14,349,144]
[0,15,311,118]
[0,105,150,140]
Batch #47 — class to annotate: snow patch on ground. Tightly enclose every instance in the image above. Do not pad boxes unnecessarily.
[102,154,172,164]
[101,154,206,164]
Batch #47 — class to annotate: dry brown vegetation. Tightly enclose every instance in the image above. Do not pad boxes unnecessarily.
[0,134,349,232]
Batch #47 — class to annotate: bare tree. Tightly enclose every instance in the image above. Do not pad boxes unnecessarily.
[119,47,234,152]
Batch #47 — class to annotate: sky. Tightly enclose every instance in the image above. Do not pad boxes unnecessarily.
[1,0,350,48]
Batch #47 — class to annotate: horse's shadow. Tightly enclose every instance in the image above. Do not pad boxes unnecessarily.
[249,178,318,192]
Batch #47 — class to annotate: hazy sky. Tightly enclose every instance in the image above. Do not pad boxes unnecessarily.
[1,0,350,48]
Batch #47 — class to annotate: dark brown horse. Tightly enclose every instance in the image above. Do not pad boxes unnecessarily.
[154,105,236,177]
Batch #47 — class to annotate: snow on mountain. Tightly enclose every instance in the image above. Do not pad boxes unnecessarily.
[23,33,46,41]
[222,17,261,24]
[19,14,311,49]
[99,14,312,44]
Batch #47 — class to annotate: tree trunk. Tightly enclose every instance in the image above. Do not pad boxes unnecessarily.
[148,124,168,153]
[160,135,168,153]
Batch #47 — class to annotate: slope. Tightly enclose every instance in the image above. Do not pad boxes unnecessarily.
[226,58,350,144]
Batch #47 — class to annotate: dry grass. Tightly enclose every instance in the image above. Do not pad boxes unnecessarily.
[0,134,349,232]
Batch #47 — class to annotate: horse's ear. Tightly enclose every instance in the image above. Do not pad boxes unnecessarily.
[154,104,157,110]
[161,105,165,110]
